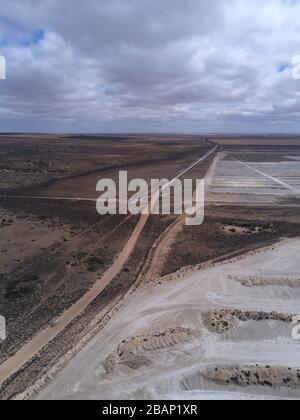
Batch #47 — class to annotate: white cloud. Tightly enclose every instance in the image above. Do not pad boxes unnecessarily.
[0,0,300,132]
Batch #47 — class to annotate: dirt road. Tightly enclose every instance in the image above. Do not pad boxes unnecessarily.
[141,150,220,283]
[0,146,217,386]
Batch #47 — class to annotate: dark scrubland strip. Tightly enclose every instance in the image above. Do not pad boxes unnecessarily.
[0,210,137,364]
[161,213,300,276]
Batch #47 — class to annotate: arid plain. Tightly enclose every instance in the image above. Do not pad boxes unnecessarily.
[0,135,300,400]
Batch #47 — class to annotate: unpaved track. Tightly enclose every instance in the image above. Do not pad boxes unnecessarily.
[141,215,184,284]
[233,158,298,192]
[142,151,221,282]
[0,146,217,386]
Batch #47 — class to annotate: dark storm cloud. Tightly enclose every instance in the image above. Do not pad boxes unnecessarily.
[0,0,300,132]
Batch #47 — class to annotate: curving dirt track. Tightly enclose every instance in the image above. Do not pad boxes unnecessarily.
[0,146,217,386]
[141,150,220,284]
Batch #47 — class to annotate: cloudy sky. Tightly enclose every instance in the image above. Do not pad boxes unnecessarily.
[0,0,300,133]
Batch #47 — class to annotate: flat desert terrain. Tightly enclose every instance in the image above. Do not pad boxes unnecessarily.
[1,135,300,400]
[0,134,213,398]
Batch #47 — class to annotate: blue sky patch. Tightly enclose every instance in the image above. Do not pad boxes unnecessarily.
[19,30,45,47]
[277,64,291,73]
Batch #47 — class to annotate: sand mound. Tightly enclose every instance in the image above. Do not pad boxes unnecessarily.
[104,327,196,373]
[203,310,294,334]
[234,275,300,288]
[204,365,300,389]
[35,238,300,400]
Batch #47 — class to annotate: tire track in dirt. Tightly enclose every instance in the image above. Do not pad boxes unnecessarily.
[140,151,220,284]
[0,147,217,386]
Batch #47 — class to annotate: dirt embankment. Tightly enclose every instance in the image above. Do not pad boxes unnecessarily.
[105,327,196,374]
[202,366,300,389]
[203,310,295,334]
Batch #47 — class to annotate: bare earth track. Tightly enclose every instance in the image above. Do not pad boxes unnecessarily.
[0,145,217,387]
